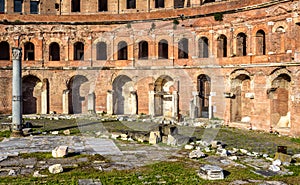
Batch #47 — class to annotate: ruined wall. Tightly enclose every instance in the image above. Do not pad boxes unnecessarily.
[0,0,300,135]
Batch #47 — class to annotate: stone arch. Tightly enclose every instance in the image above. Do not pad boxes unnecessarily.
[153,75,176,117]
[255,30,266,55]
[178,38,188,59]
[118,41,128,60]
[22,75,49,114]
[198,37,209,58]
[96,41,107,60]
[230,69,251,80]
[236,32,247,56]
[158,39,168,59]
[112,75,136,115]
[49,42,60,61]
[67,75,89,114]
[73,41,84,60]
[196,74,211,118]
[268,68,291,85]
[230,73,252,122]
[269,73,291,128]
[138,40,148,59]
[24,42,35,61]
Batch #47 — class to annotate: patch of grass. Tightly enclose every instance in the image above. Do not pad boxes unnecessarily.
[0,130,11,138]
[291,137,300,144]
[19,152,53,160]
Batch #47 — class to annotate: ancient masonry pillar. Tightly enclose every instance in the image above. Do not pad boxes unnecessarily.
[148,91,155,116]
[88,92,96,114]
[190,91,199,119]
[62,90,69,114]
[12,47,23,137]
[208,95,213,119]
[106,90,113,115]
[130,91,137,115]
[172,91,178,118]
[41,80,48,114]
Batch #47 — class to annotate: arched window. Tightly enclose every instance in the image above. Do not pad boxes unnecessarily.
[199,37,209,58]
[96,42,107,60]
[155,0,164,8]
[138,41,148,59]
[74,42,84,60]
[127,0,136,9]
[0,41,10,60]
[236,33,247,56]
[98,0,108,11]
[71,0,80,12]
[24,42,35,61]
[178,38,188,59]
[256,30,266,55]
[118,41,128,60]
[158,39,168,59]
[49,42,60,61]
[217,34,227,58]
[0,0,5,13]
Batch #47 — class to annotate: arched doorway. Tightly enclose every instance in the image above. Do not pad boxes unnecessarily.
[197,75,211,118]
[230,74,251,122]
[154,75,177,117]
[269,74,291,128]
[112,75,136,115]
[22,75,49,114]
[67,75,89,114]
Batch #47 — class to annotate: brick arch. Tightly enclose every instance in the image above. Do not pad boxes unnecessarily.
[269,68,292,83]
[0,37,15,47]
[230,69,251,80]
[46,38,64,46]
[272,21,288,33]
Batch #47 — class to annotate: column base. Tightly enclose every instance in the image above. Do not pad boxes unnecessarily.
[10,130,24,137]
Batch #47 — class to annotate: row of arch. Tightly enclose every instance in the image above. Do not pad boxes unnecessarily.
[0,30,267,61]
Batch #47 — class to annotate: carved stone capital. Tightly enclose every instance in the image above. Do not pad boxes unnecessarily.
[12,48,22,60]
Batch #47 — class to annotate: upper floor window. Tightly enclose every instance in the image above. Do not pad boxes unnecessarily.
[236,33,247,57]
[30,0,39,14]
[98,0,108,12]
[158,39,168,59]
[14,0,23,13]
[155,0,164,8]
[127,0,136,9]
[49,42,60,61]
[0,41,10,60]
[71,0,80,12]
[256,30,266,55]
[138,41,148,59]
[96,42,107,60]
[24,42,35,61]
[217,34,227,58]
[118,41,128,60]
[174,0,184,8]
[0,0,5,13]
[198,37,209,58]
[74,42,84,60]
[178,38,188,59]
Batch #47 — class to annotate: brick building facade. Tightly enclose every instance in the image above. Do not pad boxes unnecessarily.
[1,0,300,135]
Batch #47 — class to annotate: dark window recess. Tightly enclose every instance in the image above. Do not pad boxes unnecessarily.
[24,42,35,61]
[118,41,128,60]
[0,41,10,60]
[127,0,136,9]
[158,40,168,59]
[155,0,164,8]
[0,0,4,13]
[30,1,39,14]
[138,41,148,59]
[178,38,188,59]
[96,42,107,60]
[74,42,84,60]
[98,0,108,11]
[71,0,80,12]
[49,42,60,61]
[14,0,23,13]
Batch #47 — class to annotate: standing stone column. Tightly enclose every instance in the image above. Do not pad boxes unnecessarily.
[88,92,96,114]
[208,95,213,119]
[148,91,155,116]
[106,90,113,115]
[130,91,137,115]
[11,48,23,137]
[62,90,69,114]
[172,91,178,118]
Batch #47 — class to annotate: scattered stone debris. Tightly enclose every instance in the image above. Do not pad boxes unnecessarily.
[78,179,102,185]
[33,171,48,178]
[52,146,68,158]
[198,164,224,180]
[51,131,59,135]
[189,150,205,159]
[48,164,63,174]
[63,129,71,135]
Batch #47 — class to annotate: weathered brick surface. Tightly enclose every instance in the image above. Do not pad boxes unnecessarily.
[0,0,300,135]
